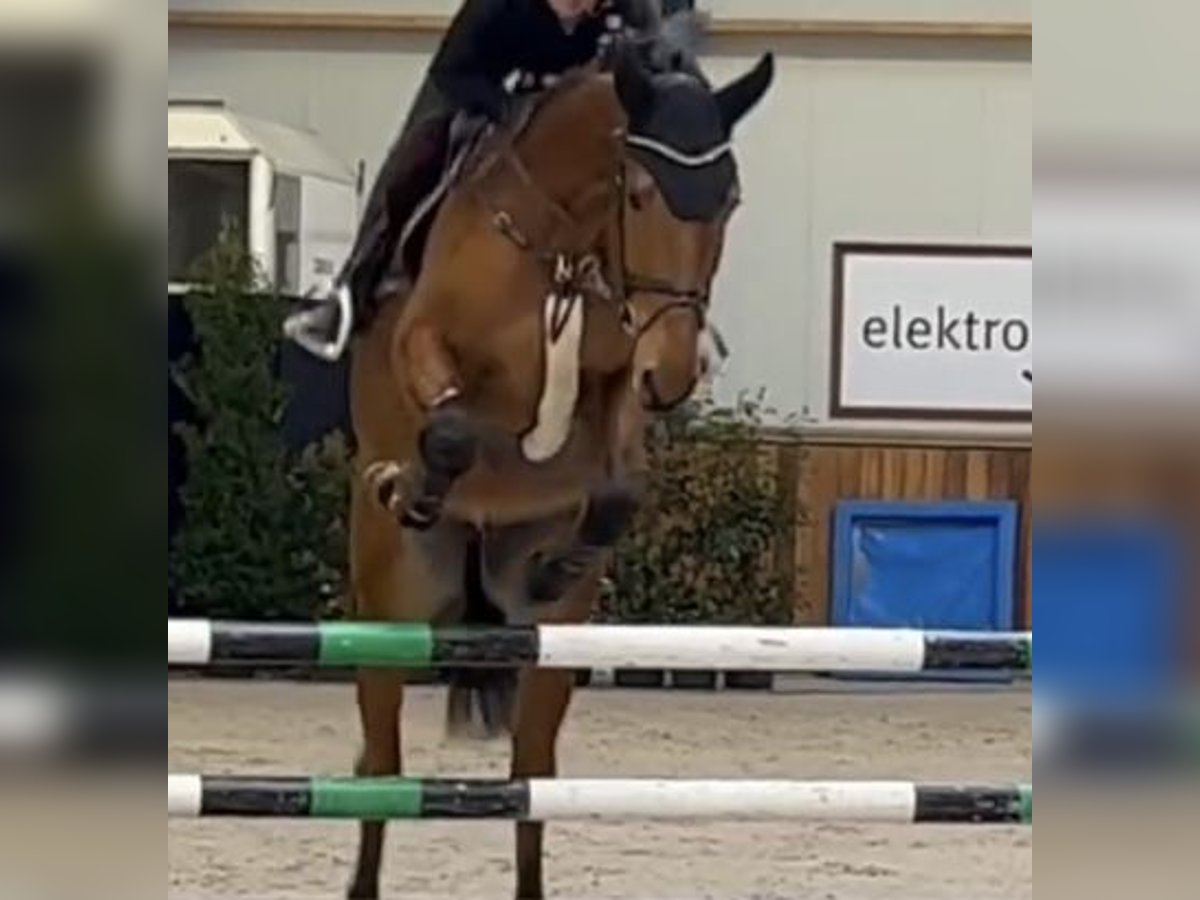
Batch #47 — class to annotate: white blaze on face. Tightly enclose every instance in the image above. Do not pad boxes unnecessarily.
[521,292,585,463]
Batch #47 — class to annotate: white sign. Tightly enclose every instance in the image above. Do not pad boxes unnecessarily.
[831,242,1032,421]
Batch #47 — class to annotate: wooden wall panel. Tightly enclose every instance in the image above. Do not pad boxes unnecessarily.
[785,442,1032,629]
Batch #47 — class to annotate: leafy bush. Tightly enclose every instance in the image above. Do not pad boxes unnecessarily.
[169,231,349,620]
[605,390,794,625]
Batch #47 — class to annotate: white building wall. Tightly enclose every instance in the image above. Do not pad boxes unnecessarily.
[301,175,359,289]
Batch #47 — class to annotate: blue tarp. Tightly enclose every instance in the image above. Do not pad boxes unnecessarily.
[1035,519,1178,702]
[833,501,1018,632]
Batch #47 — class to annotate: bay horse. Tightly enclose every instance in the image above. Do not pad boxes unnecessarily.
[346,45,774,900]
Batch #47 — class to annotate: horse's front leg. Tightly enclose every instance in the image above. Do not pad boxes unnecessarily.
[380,320,477,530]
[510,571,602,900]
[527,480,639,603]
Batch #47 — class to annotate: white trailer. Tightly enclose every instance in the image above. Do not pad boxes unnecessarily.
[168,100,359,296]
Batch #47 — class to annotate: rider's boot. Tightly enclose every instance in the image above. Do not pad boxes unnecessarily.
[284,111,453,363]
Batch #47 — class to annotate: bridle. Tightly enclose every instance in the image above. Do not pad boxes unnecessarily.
[608,134,729,338]
[478,123,738,345]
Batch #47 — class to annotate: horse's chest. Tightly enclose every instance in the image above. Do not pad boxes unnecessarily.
[455,296,630,463]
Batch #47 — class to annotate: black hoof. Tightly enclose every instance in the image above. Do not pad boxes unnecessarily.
[527,483,639,603]
[579,481,639,547]
[528,551,587,604]
[401,497,442,531]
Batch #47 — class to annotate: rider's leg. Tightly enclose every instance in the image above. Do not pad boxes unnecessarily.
[281,129,410,360]
[284,81,453,360]
[282,167,404,358]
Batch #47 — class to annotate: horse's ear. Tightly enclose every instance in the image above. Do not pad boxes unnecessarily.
[715,52,775,133]
[613,42,655,125]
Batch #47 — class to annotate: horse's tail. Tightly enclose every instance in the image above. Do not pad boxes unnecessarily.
[444,536,517,740]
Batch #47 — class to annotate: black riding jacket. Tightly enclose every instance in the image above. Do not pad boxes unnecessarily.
[430,0,661,122]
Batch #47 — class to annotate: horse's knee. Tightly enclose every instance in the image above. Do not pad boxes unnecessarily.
[401,406,479,530]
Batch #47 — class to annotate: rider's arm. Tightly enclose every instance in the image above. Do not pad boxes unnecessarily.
[430,0,512,123]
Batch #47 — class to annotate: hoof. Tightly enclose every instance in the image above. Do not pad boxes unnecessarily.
[528,551,593,605]
[400,498,442,531]
[579,481,639,547]
[363,460,413,515]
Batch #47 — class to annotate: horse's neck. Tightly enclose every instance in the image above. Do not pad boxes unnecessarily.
[508,80,621,216]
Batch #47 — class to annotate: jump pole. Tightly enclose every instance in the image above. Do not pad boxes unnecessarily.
[168,620,1032,672]
[168,775,1032,824]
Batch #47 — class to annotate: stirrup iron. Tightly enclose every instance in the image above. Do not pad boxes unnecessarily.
[283,283,354,362]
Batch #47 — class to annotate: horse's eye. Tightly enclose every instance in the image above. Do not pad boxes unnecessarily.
[628,190,647,212]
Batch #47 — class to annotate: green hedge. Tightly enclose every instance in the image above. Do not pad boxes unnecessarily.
[171,241,793,625]
[170,233,349,621]
[604,392,793,625]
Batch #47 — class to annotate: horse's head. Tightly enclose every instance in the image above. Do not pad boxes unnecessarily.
[609,45,774,411]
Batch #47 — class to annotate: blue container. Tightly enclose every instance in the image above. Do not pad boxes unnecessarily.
[1034,518,1178,705]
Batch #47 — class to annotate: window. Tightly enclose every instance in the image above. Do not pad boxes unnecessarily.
[168,159,249,283]
[274,173,301,294]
